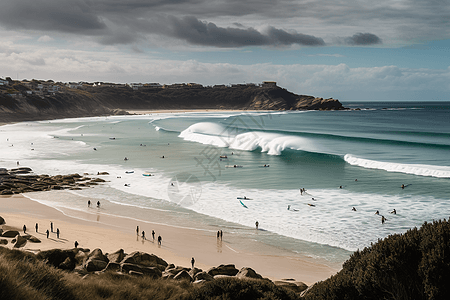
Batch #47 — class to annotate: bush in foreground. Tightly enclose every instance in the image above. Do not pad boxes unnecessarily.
[303,219,450,300]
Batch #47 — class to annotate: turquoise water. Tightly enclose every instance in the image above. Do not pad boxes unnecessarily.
[1,101,449,268]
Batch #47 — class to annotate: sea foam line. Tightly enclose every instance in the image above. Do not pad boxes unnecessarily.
[344,154,450,178]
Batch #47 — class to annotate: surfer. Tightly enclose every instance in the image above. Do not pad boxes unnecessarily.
[243,196,247,199]
[255,221,259,229]
[352,207,357,211]
[161,155,165,158]
[390,209,397,214]
[287,205,290,210]
[124,157,128,161]
[381,216,386,224]
[308,203,315,207]
[401,184,405,189]
[375,210,379,215]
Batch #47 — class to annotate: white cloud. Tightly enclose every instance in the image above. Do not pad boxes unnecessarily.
[37,35,54,42]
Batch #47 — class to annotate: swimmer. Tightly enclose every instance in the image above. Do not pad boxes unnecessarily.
[308,203,315,207]
[401,184,405,189]
[390,209,397,214]
[375,210,379,215]
[352,207,357,211]
[381,216,386,224]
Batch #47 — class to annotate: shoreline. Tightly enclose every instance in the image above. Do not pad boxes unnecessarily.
[1,194,338,284]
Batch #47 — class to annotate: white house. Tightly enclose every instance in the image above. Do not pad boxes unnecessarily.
[0,78,9,86]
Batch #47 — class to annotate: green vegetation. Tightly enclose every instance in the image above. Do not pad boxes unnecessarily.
[303,219,450,300]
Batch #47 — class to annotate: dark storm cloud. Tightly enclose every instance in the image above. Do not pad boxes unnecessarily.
[344,33,382,45]
[0,0,106,34]
[166,16,324,47]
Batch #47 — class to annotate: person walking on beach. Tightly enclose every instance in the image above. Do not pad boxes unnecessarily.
[35,223,38,232]
[88,200,91,207]
[97,201,100,208]
[152,230,155,240]
[217,231,220,239]
[46,229,49,238]
[255,221,259,230]
[50,222,53,232]
[142,231,145,239]
[136,226,139,236]
[23,225,26,234]
[191,257,195,269]
[74,241,79,248]
[158,235,162,245]
[220,230,223,240]
[56,228,60,239]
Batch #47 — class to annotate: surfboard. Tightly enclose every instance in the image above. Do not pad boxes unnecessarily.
[237,197,252,200]
[142,173,153,176]
[239,200,248,208]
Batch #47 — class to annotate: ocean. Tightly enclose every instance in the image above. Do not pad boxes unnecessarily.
[1,101,449,269]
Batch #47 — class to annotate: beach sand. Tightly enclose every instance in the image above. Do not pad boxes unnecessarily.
[1,194,337,284]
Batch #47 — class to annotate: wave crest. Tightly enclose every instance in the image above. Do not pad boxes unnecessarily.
[344,154,450,178]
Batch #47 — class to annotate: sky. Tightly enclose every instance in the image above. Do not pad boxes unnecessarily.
[0,0,449,101]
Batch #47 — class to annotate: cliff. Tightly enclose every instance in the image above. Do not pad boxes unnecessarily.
[0,80,346,123]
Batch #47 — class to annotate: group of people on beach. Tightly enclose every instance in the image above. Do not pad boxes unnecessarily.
[29,221,62,240]
[136,225,162,245]
[87,200,101,208]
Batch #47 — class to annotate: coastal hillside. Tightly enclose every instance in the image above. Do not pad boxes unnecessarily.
[0,78,345,123]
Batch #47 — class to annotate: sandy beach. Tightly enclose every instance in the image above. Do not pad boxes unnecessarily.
[1,194,337,284]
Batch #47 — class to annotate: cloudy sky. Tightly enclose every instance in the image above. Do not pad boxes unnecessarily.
[1,0,449,100]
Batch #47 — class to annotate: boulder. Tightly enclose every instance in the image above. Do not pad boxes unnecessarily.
[84,258,108,272]
[27,236,41,243]
[141,266,162,278]
[87,248,108,262]
[74,248,90,265]
[173,270,193,281]
[121,251,168,268]
[165,266,189,276]
[13,235,27,248]
[213,274,234,279]
[0,239,8,245]
[104,262,121,272]
[2,230,19,238]
[107,249,126,263]
[59,257,76,270]
[37,249,78,269]
[236,267,263,279]
[0,216,5,225]
[274,281,308,293]
[207,264,239,277]
[194,271,214,282]
[121,263,144,274]
[188,267,203,278]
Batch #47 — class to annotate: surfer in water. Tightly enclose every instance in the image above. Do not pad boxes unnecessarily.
[375,210,379,215]
[352,207,357,211]
[390,209,397,214]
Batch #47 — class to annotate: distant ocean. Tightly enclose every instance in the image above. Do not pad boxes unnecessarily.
[1,101,449,268]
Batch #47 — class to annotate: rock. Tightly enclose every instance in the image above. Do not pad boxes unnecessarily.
[97,172,109,175]
[194,271,214,282]
[104,262,121,272]
[188,267,203,278]
[87,248,109,262]
[59,257,76,270]
[1,230,19,238]
[165,263,175,270]
[121,263,144,274]
[129,270,143,277]
[107,249,126,263]
[37,249,78,269]
[121,251,168,268]
[236,267,263,279]
[0,216,5,225]
[165,266,190,276]
[0,239,8,245]
[13,235,27,248]
[173,270,193,281]
[207,264,239,277]
[141,266,162,278]
[213,274,234,279]
[74,248,90,265]
[193,279,207,285]
[84,258,108,272]
[274,281,308,293]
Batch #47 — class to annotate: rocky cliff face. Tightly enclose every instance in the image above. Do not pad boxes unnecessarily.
[0,81,346,123]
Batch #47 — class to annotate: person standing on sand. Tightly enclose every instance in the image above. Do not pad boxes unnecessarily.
[97,201,100,208]
[88,200,91,207]
[23,225,26,233]
[74,241,78,248]
[35,223,38,232]
[56,228,60,239]
[152,230,155,240]
[50,222,53,232]
[158,235,162,245]
[136,226,139,236]
[142,231,145,239]
[217,231,220,239]
[191,257,195,269]
[46,229,49,238]
[220,230,223,240]
[255,221,259,230]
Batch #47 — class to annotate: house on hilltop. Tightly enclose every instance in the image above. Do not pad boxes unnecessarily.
[262,81,277,87]
[0,78,9,86]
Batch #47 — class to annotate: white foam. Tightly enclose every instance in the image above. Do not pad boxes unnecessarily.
[345,154,450,178]
[179,122,320,155]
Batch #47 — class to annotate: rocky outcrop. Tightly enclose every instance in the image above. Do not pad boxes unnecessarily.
[0,80,346,124]
[0,168,106,195]
[236,267,263,279]
[207,264,239,277]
